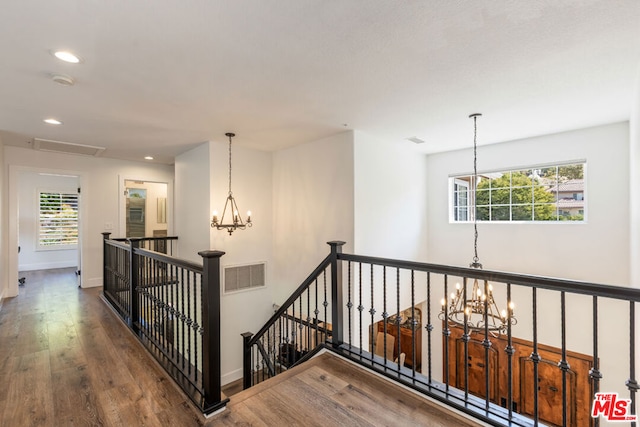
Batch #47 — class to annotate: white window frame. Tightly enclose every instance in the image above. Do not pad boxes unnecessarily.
[452,178,470,222]
[37,189,79,250]
[449,161,586,223]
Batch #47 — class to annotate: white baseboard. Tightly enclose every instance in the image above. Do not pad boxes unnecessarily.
[83,277,103,288]
[222,368,243,386]
[19,261,77,271]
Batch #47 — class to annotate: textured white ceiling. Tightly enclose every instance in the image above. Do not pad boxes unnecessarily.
[0,0,639,164]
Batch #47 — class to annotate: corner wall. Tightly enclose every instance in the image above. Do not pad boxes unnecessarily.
[174,139,274,385]
[209,140,274,385]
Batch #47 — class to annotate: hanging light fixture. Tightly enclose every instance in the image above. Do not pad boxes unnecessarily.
[211,132,252,235]
[439,114,516,334]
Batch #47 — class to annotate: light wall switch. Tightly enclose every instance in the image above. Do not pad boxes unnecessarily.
[104,222,113,230]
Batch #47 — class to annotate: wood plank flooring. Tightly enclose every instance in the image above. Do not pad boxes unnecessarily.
[0,268,206,426]
[1,268,481,426]
[211,352,482,426]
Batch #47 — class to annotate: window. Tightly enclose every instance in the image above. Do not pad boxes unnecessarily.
[450,162,585,222]
[38,191,79,249]
[452,178,470,221]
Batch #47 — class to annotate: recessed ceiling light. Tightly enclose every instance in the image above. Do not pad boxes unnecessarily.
[144,156,154,160]
[53,50,82,64]
[43,118,63,125]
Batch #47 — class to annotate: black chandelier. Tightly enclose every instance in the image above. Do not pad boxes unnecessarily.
[438,114,516,334]
[211,132,252,235]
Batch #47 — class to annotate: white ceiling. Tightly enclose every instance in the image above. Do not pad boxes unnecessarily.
[1,0,639,164]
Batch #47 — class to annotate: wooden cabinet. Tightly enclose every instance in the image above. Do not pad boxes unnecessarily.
[376,322,422,370]
[444,325,593,427]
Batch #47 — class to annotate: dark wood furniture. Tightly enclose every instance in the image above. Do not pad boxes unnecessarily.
[376,322,422,371]
[444,325,593,427]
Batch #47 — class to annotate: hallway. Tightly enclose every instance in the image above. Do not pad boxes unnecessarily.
[0,268,208,426]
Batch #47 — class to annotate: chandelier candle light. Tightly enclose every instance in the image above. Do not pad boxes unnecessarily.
[439,114,516,334]
[211,132,252,235]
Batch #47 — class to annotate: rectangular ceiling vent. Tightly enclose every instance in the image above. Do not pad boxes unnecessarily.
[33,138,106,157]
[224,262,266,294]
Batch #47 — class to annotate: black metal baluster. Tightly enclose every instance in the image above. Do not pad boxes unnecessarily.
[314,278,319,348]
[463,278,470,401]
[443,275,450,391]
[323,270,328,338]
[358,263,364,356]
[559,291,570,427]
[410,270,416,378]
[506,283,515,421]
[186,268,192,378]
[483,279,491,413]
[180,267,186,372]
[396,268,401,372]
[382,266,388,367]
[369,264,375,359]
[627,301,639,426]
[347,261,353,349]
[195,271,200,387]
[278,316,283,380]
[306,288,311,353]
[426,272,433,385]
[298,296,303,353]
[589,295,602,427]
[292,298,297,365]
[531,287,540,427]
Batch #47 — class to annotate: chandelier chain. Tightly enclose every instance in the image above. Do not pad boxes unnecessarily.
[228,134,233,196]
[472,114,479,265]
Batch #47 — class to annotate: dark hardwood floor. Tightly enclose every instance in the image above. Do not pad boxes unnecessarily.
[0,268,209,426]
[0,268,480,426]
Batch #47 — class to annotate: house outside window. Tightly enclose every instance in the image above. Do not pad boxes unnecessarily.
[38,191,79,249]
[450,162,585,223]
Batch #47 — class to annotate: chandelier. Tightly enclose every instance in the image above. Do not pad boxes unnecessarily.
[439,114,516,334]
[211,132,252,235]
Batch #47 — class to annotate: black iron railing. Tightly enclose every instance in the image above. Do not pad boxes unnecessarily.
[243,241,640,427]
[102,233,227,414]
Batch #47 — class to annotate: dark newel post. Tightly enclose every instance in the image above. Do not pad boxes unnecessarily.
[241,332,254,390]
[199,250,226,409]
[328,241,346,348]
[128,238,142,334]
[102,232,111,290]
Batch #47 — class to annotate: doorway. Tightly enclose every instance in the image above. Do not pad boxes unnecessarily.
[121,179,168,239]
[8,166,84,297]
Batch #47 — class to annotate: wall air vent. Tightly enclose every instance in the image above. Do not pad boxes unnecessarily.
[33,138,105,157]
[224,262,266,294]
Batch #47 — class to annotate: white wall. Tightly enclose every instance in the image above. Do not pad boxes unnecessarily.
[18,172,78,271]
[352,131,430,352]
[4,146,174,296]
[175,143,210,263]
[631,67,640,288]
[272,131,355,302]
[353,131,429,260]
[427,122,629,286]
